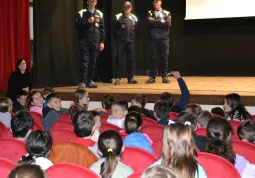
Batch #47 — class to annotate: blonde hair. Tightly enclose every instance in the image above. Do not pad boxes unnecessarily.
[142,166,179,178]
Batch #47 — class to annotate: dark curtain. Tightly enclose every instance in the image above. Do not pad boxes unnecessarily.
[0,0,31,90]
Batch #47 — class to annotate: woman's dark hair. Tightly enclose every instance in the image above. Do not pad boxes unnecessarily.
[102,94,116,110]
[125,111,143,134]
[224,93,251,121]
[160,92,174,108]
[205,117,236,164]
[185,103,202,116]
[132,94,147,108]
[9,164,46,178]
[98,130,123,178]
[237,120,255,143]
[27,91,42,108]
[15,59,28,73]
[211,107,225,118]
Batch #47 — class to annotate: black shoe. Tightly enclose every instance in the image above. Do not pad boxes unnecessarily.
[127,78,138,84]
[87,82,98,88]
[162,77,170,84]
[145,77,155,84]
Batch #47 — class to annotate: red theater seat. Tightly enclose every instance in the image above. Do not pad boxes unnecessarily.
[100,123,122,133]
[195,128,207,137]
[0,122,8,138]
[142,117,157,126]
[59,114,72,123]
[151,139,163,159]
[232,140,255,164]
[0,158,16,178]
[229,120,240,140]
[51,129,76,144]
[140,125,164,142]
[0,139,26,162]
[51,121,73,132]
[169,112,178,120]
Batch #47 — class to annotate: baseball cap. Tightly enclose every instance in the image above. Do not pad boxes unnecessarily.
[123,1,132,7]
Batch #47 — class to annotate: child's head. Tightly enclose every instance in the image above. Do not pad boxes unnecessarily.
[160,92,174,108]
[27,91,44,108]
[26,130,53,158]
[68,104,86,120]
[154,100,171,120]
[111,101,128,119]
[16,90,28,106]
[141,166,179,178]
[125,111,143,134]
[237,121,255,144]
[98,130,123,178]
[46,93,61,111]
[0,97,11,113]
[75,88,89,108]
[162,123,197,178]
[185,103,202,116]
[211,107,225,118]
[177,111,197,131]
[131,94,147,108]
[206,117,235,164]
[91,110,102,130]
[72,111,96,138]
[9,164,46,178]
[42,87,55,99]
[11,111,34,141]
[128,105,142,114]
[196,110,212,128]
[102,94,116,110]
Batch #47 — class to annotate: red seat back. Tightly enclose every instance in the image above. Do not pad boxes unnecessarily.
[0,122,8,138]
[232,140,255,164]
[29,111,43,120]
[251,115,255,121]
[121,146,157,173]
[1,128,13,139]
[0,158,16,178]
[33,122,43,131]
[0,139,26,162]
[46,163,100,178]
[120,132,128,140]
[51,129,76,144]
[100,123,122,133]
[151,139,163,159]
[128,173,142,178]
[59,114,72,123]
[198,152,241,178]
[229,120,240,140]
[51,121,73,132]
[169,112,178,120]
[140,125,164,142]
[100,114,109,125]
[195,128,207,137]
[142,117,157,126]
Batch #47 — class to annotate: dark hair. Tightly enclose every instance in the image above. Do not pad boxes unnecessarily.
[0,97,10,112]
[98,130,123,178]
[68,104,86,120]
[102,94,116,110]
[11,111,34,139]
[141,166,179,178]
[112,101,128,111]
[132,94,147,108]
[9,164,46,178]
[91,110,101,118]
[16,90,28,99]
[224,93,251,121]
[237,121,255,143]
[205,117,236,164]
[72,111,95,138]
[15,59,28,73]
[26,130,52,158]
[177,111,197,131]
[125,111,143,134]
[27,91,43,108]
[45,93,60,104]
[196,110,212,128]
[42,87,55,98]
[211,107,225,117]
[154,100,171,120]
[160,92,174,108]
[128,105,142,114]
[75,88,88,103]
[185,103,202,115]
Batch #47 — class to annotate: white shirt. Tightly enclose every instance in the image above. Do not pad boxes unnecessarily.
[34,157,53,171]
[107,118,125,129]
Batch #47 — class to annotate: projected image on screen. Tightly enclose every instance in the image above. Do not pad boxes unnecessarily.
[186,0,255,20]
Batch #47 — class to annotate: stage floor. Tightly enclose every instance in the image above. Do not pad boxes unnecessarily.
[35,76,255,106]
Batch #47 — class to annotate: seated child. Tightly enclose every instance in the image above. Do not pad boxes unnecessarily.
[128,105,142,114]
[90,130,134,178]
[123,111,154,154]
[11,111,33,142]
[9,164,46,178]
[74,88,89,110]
[142,166,179,178]
[211,107,225,118]
[18,130,53,171]
[94,94,116,115]
[0,97,12,128]
[154,100,171,126]
[68,104,86,120]
[237,120,255,144]
[42,87,55,108]
[196,110,212,128]
[185,103,202,116]
[107,101,128,129]
[90,111,102,142]
[28,91,44,115]
[12,90,28,113]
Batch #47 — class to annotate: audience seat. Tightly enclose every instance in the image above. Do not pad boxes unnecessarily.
[140,125,164,142]
[169,112,178,120]
[120,132,128,140]
[59,114,72,123]
[195,128,207,137]
[100,114,109,125]
[198,152,241,178]
[29,111,43,120]
[1,128,13,139]
[128,173,142,178]
[46,163,99,178]
[251,115,255,121]
[33,122,44,131]
[121,146,158,173]
[142,117,157,126]
[50,121,73,132]
[0,139,26,162]
[48,142,98,168]
[100,123,122,133]
[0,122,7,138]
[228,120,241,140]
[232,140,255,164]
[0,158,16,178]
[51,129,76,144]
[151,139,162,159]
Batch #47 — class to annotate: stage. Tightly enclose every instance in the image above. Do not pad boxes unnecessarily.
[32,76,255,106]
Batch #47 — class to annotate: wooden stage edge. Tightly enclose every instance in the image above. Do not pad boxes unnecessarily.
[2,76,255,106]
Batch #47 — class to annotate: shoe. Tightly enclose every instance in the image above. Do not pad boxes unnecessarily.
[87,82,98,88]
[127,78,138,84]
[79,82,86,88]
[162,77,170,83]
[114,78,121,85]
[145,77,155,84]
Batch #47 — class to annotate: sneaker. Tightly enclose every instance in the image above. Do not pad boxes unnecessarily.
[145,77,155,84]
[162,77,170,83]
[114,78,121,85]
[79,82,86,88]
[87,82,98,88]
[127,78,138,84]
